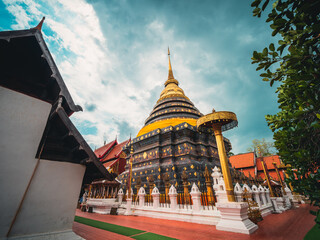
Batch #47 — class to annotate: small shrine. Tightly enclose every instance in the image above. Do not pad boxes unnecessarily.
[81,179,121,214]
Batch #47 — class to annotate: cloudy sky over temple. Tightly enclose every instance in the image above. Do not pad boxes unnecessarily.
[1,0,280,154]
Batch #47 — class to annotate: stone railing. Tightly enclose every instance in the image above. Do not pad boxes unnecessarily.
[119,183,220,226]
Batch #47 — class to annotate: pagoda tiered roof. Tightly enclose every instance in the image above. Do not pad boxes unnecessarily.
[137,49,202,137]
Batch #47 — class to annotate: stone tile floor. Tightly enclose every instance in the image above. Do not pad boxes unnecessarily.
[73,204,317,240]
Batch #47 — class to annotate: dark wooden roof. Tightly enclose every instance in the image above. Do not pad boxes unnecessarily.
[0,27,113,183]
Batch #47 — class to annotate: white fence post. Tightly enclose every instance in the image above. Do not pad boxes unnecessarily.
[169,185,177,210]
[152,186,160,209]
[251,185,261,207]
[118,188,124,204]
[190,183,201,212]
[234,182,243,202]
[258,185,267,206]
[138,187,146,207]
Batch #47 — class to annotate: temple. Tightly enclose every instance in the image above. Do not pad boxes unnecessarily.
[118,49,232,192]
[0,18,112,239]
[95,139,130,176]
[229,153,285,181]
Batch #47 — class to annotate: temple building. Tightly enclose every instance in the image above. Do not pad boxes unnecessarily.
[118,50,232,191]
[229,153,286,182]
[0,19,112,239]
[94,139,130,176]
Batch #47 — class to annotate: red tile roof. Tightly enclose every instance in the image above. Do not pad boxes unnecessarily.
[229,152,255,168]
[256,155,281,171]
[94,140,117,158]
[103,159,118,168]
[241,168,256,178]
[101,139,130,162]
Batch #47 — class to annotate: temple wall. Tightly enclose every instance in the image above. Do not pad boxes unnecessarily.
[0,87,51,238]
[9,160,85,237]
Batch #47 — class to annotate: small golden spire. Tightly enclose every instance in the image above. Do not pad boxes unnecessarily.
[164,47,179,87]
[168,47,174,80]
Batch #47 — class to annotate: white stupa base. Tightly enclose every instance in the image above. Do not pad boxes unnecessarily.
[6,230,83,240]
[216,202,258,234]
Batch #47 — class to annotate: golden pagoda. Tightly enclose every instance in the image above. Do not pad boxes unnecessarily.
[118,49,232,193]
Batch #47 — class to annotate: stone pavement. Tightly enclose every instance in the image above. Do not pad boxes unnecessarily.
[73,204,317,240]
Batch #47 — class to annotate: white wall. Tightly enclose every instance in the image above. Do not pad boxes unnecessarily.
[9,160,85,237]
[0,87,51,237]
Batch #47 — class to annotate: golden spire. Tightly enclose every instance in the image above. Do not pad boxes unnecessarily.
[164,48,179,87]
[168,47,174,80]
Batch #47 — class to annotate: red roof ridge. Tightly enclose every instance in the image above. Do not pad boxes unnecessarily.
[94,139,117,158]
[230,152,255,156]
[100,138,130,162]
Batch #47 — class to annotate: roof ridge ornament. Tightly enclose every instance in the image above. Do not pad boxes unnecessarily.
[32,16,45,31]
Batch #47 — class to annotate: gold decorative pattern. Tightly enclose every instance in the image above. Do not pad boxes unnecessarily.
[143,152,147,159]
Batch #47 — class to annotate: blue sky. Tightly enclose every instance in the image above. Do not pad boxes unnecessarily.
[1,0,280,154]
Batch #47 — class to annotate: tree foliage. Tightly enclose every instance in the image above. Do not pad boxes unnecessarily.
[251,0,320,207]
[247,138,275,156]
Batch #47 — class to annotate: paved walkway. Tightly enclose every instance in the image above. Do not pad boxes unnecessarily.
[73,204,317,240]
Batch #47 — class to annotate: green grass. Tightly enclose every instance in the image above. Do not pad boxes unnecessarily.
[75,216,178,240]
[304,223,320,240]
[74,216,145,236]
[131,232,177,240]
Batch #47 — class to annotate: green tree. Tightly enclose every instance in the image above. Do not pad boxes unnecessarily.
[247,138,275,156]
[251,0,320,209]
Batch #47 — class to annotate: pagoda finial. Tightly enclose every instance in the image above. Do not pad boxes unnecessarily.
[32,16,45,31]
[168,47,174,80]
[164,47,179,87]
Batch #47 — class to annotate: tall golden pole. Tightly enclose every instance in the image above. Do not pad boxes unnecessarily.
[128,145,133,199]
[212,124,235,202]
[197,109,238,202]
[258,147,275,197]
[273,162,286,195]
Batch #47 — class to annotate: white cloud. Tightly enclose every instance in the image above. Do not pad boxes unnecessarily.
[3,1,276,153]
